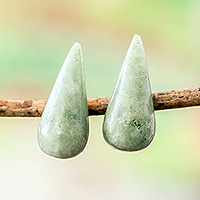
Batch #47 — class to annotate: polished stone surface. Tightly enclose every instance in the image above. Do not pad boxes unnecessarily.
[103,34,155,151]
[38,42,89,158]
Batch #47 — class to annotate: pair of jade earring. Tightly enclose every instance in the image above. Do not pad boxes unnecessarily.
[37,34,155,159]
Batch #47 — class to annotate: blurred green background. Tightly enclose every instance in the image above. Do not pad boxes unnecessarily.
[0,0,200,199]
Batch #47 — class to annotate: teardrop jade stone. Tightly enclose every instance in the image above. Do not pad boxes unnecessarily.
[38,42,89,159]
[103,34,155,151]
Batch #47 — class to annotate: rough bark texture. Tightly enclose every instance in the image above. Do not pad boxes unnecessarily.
[0,88,199,117]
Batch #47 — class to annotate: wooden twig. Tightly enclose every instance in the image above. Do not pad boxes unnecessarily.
[0,88,199,117]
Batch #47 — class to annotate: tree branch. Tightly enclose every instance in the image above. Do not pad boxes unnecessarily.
[0,87,199,117]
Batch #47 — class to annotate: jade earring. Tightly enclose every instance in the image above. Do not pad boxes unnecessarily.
[103,34,155,151]
[37,42,89,159]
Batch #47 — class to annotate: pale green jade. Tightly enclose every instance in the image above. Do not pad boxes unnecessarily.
[38,42,89,159]
[103,34,155,151]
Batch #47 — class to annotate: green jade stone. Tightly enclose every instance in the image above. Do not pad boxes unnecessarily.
[38,42,89,159]
[103,34,155,151]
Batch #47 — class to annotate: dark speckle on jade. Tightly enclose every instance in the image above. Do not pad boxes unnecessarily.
[103,34,155,151]
[37,42,89,159]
